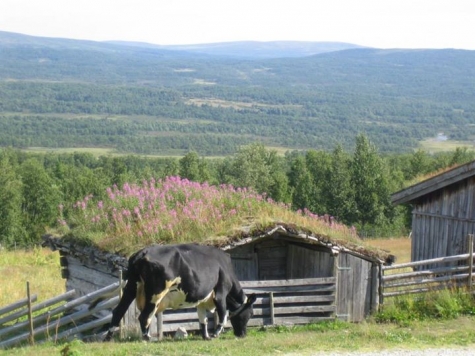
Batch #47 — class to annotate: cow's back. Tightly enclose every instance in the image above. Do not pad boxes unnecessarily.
[131,244,236,303]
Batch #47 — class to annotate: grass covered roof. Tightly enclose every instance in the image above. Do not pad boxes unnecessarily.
[54,176,391,261]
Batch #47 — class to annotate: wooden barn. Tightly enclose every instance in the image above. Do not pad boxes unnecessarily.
[43,222,393,337]
[391,160,475,263]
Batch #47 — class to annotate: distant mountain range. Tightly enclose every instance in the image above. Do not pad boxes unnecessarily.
[0,31,364,59]
[107,40,365,58]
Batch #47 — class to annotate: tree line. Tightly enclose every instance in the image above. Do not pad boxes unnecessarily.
[1,135,473,248]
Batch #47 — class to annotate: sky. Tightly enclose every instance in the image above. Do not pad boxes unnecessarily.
[1,0,474,49]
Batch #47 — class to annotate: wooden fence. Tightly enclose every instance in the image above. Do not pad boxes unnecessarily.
[153,277,336,338]
[380,251,474,304]
[1,277,335,348]
[0,282,121,349]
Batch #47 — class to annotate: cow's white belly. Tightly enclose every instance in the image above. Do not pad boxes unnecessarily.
[158,287,216,312]
[136,277,217,329]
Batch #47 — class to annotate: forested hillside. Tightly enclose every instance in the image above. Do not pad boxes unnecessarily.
[1,31,474,156]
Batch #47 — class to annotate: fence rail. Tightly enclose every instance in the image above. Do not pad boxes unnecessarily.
[380,251,474,303]
[0,282,122,349]
[1,277,335,348]
[131,277,337,339]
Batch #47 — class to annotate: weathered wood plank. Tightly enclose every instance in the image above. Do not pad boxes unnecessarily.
[0,295,37,320]
[241,277,336,288]
[384,273,469,289]
[383,265,469,281]
[383,254,470,271]
[0,290,76,329]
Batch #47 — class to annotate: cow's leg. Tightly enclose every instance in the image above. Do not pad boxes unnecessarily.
[212,295,227,338]
[197,306,211,340]
[138,302,158,341]
[104,280,137,341]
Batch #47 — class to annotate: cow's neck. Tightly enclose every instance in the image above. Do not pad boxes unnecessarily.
[226,283,247,312]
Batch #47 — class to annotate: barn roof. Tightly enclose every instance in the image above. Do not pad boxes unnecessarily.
[43,221,394,270]
[391,160,475,205]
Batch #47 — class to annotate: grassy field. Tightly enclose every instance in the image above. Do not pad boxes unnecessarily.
[0,248,64,307]
[2,238,475,355]
[2,317,475,355]
[419,139,475,153]
[366,237,412,264]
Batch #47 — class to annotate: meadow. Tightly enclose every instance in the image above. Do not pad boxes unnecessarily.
[2,237,475,355]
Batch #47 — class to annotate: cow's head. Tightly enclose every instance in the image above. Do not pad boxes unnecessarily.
[229,294,256,337]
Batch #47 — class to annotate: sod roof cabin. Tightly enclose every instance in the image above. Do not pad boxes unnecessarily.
[392,160,475,263]
[44,221,393,336]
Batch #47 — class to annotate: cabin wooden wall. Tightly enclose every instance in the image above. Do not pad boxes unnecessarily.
[411,177,475,263]
[60,253,117,295]
[336,253,378,322]
[230,236,379,322]
[229,237,334,281]
[59,251,146,336]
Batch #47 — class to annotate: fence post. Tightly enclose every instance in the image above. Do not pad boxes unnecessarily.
[269,292,275,325]
[468,234,474,293]
[333,253,339,319]
[119,270,124,340]
[156,313,163,341]
[378,264,384,308]
[26,282,34,345]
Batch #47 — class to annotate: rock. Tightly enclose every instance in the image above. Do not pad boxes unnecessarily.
[174,327,188,339]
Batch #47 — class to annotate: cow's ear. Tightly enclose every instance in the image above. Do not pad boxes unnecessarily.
[247,294,257,305]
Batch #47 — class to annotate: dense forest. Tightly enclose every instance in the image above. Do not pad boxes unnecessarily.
[1,32,475,156]
[1,142,474,248]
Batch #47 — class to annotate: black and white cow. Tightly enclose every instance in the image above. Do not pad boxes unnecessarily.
[94,243,256,341]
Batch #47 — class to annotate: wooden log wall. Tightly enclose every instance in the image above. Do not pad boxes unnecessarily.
[336,253,377,322]
[411,177,475,264]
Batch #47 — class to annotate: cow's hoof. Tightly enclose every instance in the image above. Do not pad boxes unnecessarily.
[142,334,151,342]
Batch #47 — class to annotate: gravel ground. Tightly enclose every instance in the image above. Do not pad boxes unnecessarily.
[309,347,475,356]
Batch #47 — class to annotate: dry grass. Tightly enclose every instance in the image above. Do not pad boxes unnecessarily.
[366,237,412,264]
[0,248,64,308]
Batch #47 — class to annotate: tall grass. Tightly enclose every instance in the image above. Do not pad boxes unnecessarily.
[57,176,362,255]
[0,248,64,307]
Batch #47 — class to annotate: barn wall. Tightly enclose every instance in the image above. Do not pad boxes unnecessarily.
[229,243,258,281]
[59,252,118,296]
[229,237,334,281]
[336,253,377,322]
[286,244,334,278]
[411,177,475,263]
[59,252,147,335]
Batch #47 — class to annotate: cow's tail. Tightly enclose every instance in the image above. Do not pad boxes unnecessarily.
[88,274,128,310]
